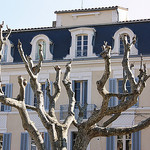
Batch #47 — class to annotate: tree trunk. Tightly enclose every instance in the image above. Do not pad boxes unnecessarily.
[73,131,90,150]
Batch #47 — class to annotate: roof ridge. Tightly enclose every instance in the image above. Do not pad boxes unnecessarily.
[54,6,128,14]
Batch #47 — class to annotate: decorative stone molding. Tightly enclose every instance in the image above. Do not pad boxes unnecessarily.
[30,34,53,61]
[112,27,138,56]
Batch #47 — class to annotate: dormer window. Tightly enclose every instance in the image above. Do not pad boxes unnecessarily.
[1,40,13,63]
[35,40,46,60]
[76,35,88,57]
[30,34,53,61]
[64,27,97,59]
[1,43,8,62]
[119,34,130,55]
[112,27,138,56]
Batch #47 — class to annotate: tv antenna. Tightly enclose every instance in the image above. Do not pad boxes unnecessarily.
[81,0,84,9]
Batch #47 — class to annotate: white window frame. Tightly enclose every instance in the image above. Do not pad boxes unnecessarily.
[30,34,53,61]
[1,39,13,62]
[76,34,88,57]
[64,27,97,59]
[74,80,88,105]
[112,27,138,56]
[71,72,92,104]
[115,134,132,150]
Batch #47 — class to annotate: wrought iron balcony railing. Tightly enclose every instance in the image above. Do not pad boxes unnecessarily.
[60,104,97,120]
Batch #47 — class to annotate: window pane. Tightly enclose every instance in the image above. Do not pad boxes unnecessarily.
[77,41,81,46]
[77,36,81,40]
[83,41,88,45]
[31,138,37,150]
[117,140,123,150]
[75,82,80,104]
[76,35,88,57]
[1,44,8,62]
[36,40,46,60]
[77,46,81,50]
[120,34,130,55]
[71,132,77,150]
[126,140,132,150]
[83,35,88,40]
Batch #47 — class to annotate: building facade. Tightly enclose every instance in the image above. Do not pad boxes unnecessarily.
[0,6,150,150]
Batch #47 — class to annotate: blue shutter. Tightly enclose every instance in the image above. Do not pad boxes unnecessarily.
[44,132,51,150]
[106,136,115,150]
[72,80,75,92]
[109,78,117,106]
[20,132,29,150]
[132,131,141,150]
[44,81,53,109]
[4,83,12,112]
[82,81,88,105]
[25,83,33,105]
[3,133,11,150]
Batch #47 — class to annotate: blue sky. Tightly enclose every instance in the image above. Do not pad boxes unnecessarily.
[0,0,150,29]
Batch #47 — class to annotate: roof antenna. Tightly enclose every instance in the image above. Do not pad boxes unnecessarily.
[81,0,83,9]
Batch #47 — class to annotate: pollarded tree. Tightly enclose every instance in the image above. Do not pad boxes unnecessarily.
[0,22,150,150]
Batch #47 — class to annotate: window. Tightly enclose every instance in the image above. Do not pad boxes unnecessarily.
[117,134,132,150]
[0,133,11,150]
[112,28,138,56]
[0,84,12,112]
[1,44,8,62]
[118,79,138,107]
[34,83,46,107]
[118,79,131,104]
[109,78,138,107]
[64,27,97,59]
[31,133,44,150]
[73,80,88,106]
[70,132,77,150]
[106,132,140,150]
[1,40,13,62]
[25,81,52,110]
[35,40,46,60]
[73,80,88,119]
[76,35,88,57]
[30,34,53,61]
[21,132,50,150]
[119,34,130,55]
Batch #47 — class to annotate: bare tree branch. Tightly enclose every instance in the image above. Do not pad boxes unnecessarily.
[46,65,61,117]
[89,116,150,138]
[62,61,75,127]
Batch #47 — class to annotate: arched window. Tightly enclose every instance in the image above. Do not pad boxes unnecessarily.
[119,34,130,55]
[112,28,138,56]
[1,43,8,62]
[35,40,46,60]
[30,34,53,61]
[1,40,13,62]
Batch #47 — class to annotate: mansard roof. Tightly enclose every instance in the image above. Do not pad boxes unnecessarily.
[4,20,150,63]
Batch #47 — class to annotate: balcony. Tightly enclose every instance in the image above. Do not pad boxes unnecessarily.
[60,104,97,120]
